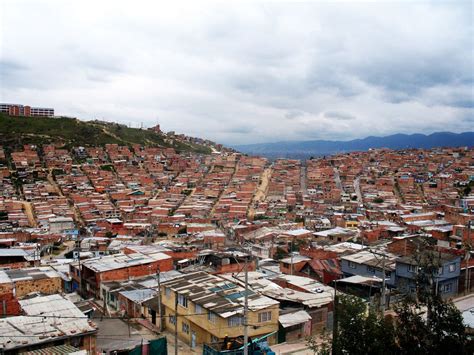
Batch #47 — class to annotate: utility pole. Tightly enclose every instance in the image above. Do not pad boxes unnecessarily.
[157,268,162,332]
[332,280,338,354]
[381,254,386,314]
[243,257,249,355]
[465,221,472,295]
[78,251,82,298]
[174,290,178,355]
[290,239,294,275]
[369,249,388,314]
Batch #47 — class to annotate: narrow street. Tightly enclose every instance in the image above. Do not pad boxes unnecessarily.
[300,165,307,195]
[333,167,343,191]
[248,167,272,219]
[353,176,363,204]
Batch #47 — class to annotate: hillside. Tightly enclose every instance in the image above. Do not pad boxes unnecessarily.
[235,132,474,158]
[0,114,212,154]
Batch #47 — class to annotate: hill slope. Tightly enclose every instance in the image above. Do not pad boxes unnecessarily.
[0,114,211,154]
[235,132,474,158]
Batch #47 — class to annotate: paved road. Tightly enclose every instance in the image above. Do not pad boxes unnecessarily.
[272,341,313,355]
[333,167,343,191]
[53,240,75,259]
[354,176,363,204]
[300,165,307,195]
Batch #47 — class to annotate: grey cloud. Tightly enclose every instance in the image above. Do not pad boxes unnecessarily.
[225,126,254,134]
[285,110,305,120]
[0,1,472,145]
[324,111,356,121]
[0,59,29,88]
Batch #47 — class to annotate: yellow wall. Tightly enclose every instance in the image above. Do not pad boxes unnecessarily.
[160,289,279,346]
[345,220,359,229]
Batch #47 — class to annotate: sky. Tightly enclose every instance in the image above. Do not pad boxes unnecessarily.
[0,0,473,145]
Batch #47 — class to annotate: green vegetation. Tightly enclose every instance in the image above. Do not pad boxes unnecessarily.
[306,293,470,355]
[307,249,472,355]
[0,113,211,154]
[100,164,115,172]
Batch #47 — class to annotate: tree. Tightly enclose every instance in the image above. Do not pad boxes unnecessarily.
[332,295,397,355]
[273,247,288,260]
[305,294,398,355]
[395,248,469,354]
[306,328,331,355]
[308,245,470,354]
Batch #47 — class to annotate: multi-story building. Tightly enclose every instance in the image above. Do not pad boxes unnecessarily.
[395,252,461,298]
[159,271,279,349]
[70,251,173,298]
[341,250,398,287]
[0,103,54,117]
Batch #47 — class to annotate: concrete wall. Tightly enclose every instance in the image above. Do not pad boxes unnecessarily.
[341,259,396,286]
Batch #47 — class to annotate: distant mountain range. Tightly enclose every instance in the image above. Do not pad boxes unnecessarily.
[234,132,474,159]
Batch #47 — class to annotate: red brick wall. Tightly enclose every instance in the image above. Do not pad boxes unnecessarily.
[96,258,173,284]
[279,261,307,275]
[387,239,416,256]
[0,291,21,316]
[300,247,337,260]
[214,260,256,274]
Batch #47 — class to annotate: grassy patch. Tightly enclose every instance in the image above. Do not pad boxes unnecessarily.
[0,114,212,154]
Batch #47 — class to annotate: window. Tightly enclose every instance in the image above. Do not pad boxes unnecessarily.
[208,312,217,323]
[165,287,171,297]
[228,316,243,327]
[169,315,176,325]
[348,261,357,269]
[367,266,376,274]
[437,267,443,275]
[258,311,272,323]
[178,294,188,308]
[182,322,190,334]
[195,304,203,314]
[407,264,417,273]
[449,264,456,273]
[442,283,453,293]
[211,335,219,343]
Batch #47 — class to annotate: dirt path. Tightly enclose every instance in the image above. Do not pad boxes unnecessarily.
[247,167,272,219]
[47,168,64,196]
[22,201,37,227]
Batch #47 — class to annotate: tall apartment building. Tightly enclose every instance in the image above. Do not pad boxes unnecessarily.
[0,103,54,117]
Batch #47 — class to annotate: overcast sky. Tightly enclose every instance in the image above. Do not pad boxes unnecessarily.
[1,1,472,145]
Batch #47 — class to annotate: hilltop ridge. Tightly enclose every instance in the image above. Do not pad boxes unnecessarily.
[0,113,221,154]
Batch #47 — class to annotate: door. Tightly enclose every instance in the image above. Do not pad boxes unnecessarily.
[191,331,197,348]
[151,308,156,325]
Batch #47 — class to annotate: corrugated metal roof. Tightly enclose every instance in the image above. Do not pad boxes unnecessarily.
[0,295,96,351]
[24,344,82,354]
[279,310,312,328]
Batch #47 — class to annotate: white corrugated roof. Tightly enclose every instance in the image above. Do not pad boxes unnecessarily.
[279,310,312,328]
[0,295,97,351]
